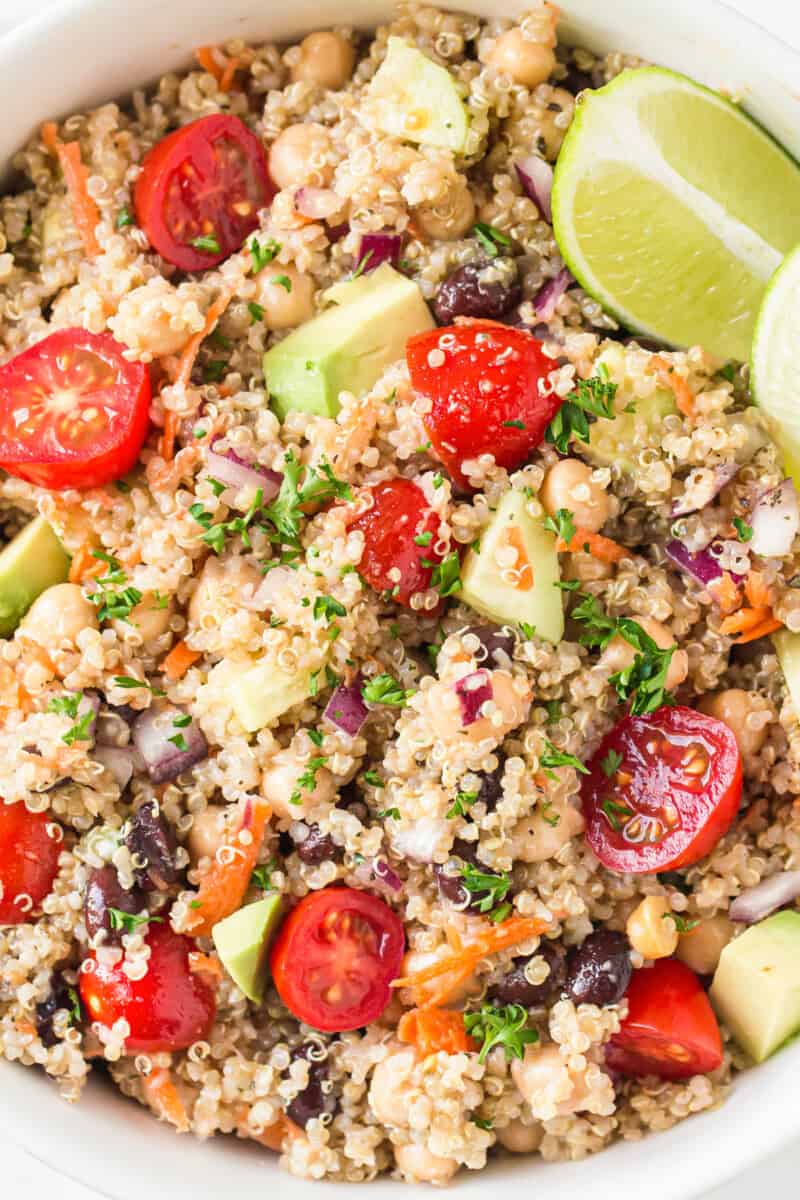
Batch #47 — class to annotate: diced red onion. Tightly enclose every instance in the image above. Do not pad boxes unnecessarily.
[327,222,349,244]
[93,745,137,791]
[749,479,799,558]
[533,268,572,321]
[670,463,740,517]
[295,186,343,220]
[324,678,369,737]
[358,231,403,272]
[454,670,493,727]
[665,540,745,590]
[206,443,282,501]
[729,870,800,924]
[132,706,208,785]
[515,156,554,222]
[373,859,403,892]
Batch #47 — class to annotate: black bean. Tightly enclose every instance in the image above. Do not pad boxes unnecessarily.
[286,1046,339,1128]
[294,825,343,866]
[490,942,567,1008]
[434,863,469,906]
[84,866,143,942]
[434,839,491,909]
[35,970,79,1047]
[475,753,506,813]
[463,623,516,669]
[433,259,522,325]
[562,63,595,95]
[125,801,177,891]
[564,929,632,1007]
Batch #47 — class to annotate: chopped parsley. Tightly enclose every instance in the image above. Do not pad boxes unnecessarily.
[249,236,281,273]
[518,621,537,640]
[600,797,633,832]
[376,807,401,820]
[307,728,324,748]
[116,206,134,229]
[429,551,462,597]
[251,862,276,891]
[502,419,526,430]
[447,789,479,819]
[248,301,265,324]
[270,274,292,292]
[663,912,700,934]
[718,363,736,383]
[544,365,618,454]
[472,1117,493,1131]
[191,232,221,254]
[432,472,444,489]
[543,507,576,544]
[733,516,753,542]
[350,248,374,279]
[203,359,228,384]
[413,531,433,547]
[425,626,446,670]
[459,864,511,916]
[49,691,95,745]
[472,222,511,258]
[291,756,329,805]
[313,595,347,623]
[108,909,162,935]
[540,799,560,827]
[363,769,384,787]
[600,748,624,778]
[190,487,265,555]
[540,738,588,776]
[361,673,414,707]
[262,451,351,548]
[112,676,165,695]
[463,1002,539,1064]
[544,699,561,724]
[168,715,190,752]
[87,551,143,623]
[48,692,82,719]
[572,594,677,716]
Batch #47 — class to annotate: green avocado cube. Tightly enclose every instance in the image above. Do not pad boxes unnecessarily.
[773,628,800,719]
[228,660,315,734]
[460,489,564,644]
[0,515,70,636]
[264,264,434,421]
[710,911,800,1062]
[212,894,283,1003]
[364,37,471,153]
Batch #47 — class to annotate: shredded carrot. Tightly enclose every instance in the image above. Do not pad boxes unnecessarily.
[188,950,223,981]
[503,525,533,591]
[172,285,238,393]
[186,797,272,937]
[67,541,104,583]
[653,357,695,418]
[158,409,179,462]
[16,1019,38,1039]
[41,121,101,258]
[236,1106,300,1150]
[195,45,224,84]
[718,571,782,642]
[708,571,740,615]
[391,915,552,1007]
[744,570,773,610]
[556,528,632,564]
[143,1068,190,1133]
[195,45,244,92]
[398,1007,476,1057]
[162,639,202,681]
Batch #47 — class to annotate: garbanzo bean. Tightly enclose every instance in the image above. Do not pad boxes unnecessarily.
[254,264,315,331]
[600,617,688,692]
[676,914,735,976]
[414,180,475,241]
[290,32,355,90]
[268,123,333,191]
[540,458,610,533]
[486,28,556,88]
[625,895,678,959]
[393,1142,459,1185]
[496,1118,543,1154]
[698,688,769,759]
[20,583,98,646]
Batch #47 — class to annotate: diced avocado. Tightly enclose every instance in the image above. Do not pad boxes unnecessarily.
[365,37,471,153]
[230,659,315,733]
[460,489,564,644]
[212,894,283,1003]
[264,264,434,421]
[0,516,70,637]
[710,911,800,1062]
[773,629,800,718]
[579,388,676,472]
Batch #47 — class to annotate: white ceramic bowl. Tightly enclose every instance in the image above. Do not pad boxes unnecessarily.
[1,1,799,1197]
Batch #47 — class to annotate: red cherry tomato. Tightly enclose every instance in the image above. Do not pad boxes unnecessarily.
[80,923,216,1052]
[406,322,560,488]
[135,114,274,270]
[270,887,405,1033]
[581,705,742,875]
[348,477,446,609]
[0,328,151,490]
[0,802,62,925]
[606,958,723,1080]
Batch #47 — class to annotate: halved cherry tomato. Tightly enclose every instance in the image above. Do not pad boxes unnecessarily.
[0,328,151,490]
[348,477,446,609]
[135,114,274,270]
[581,705,742,875]
[270,887,405,1033]
[80,923,216,1052]
[606,958,723,1080]
[0,802,62,925]
[406,322,560,488]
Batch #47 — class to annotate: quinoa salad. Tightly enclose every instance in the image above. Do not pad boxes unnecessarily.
[1,0,800,1188]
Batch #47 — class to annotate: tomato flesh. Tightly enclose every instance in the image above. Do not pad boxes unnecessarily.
[406,322,560,488]
[0,328,151,490]
[349,477,446,609]
[135,114,274,270]
[270,887,405,1032]
[0,802,62,925]
[606,958,723,1080]
[581,705,742,874]
[79,923,216,1052]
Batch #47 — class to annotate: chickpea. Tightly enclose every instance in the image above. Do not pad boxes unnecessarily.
[541,459,610,534]
[109,278,204,360]
[561,550,613,584]
[290,32,355,90]
[698,688,769,759]
[511,1045,584,1117]
[626,896,678,960]
[188,557,261,631]
[188,804,237,867]
[414,180,475,241]
[368,1043,419,1127]
[113,592,172,644]
[262,745,336,820]
[496,1118,543,1154]
[427,669,531,747]
[676,914,734,976]
[536,87,575,160]
[268,123,333,191]
[599,617,688,692]
[509,799,584,863]
[486,29,556,89]
[254,265,315,331]
[393,1142,459,1185]
[20,583,98,646]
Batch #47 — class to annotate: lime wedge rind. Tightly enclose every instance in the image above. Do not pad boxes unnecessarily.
[751,242,800,482]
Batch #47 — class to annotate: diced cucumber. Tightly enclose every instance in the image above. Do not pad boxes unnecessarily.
[229,660,315,733]
[364,37,471,153]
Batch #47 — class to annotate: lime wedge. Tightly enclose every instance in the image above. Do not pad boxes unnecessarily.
[552,67,800,361]
[752,243,800,480]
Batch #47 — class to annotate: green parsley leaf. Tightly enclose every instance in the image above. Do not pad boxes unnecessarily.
[463,1002,539,1064]
[248,301,265,324]
[718,363,736,383]
[610,618,676,716]
[313,594,347,623]
[66,986,82,1025]
[350,248,374,279]
[361,673,414,707]
[544,366,618,454]
[502,419,526,430]
[168,732,188,752]
[376,807,401,820]
[192,488,265,555]
[472,222,511,258]
[414,531,433,547]
[116,206,134,229]
[663,912,700,934]
[262,451,351,547]
[733,516,753,542]
[570,592,619,649]
[540,738,588,775]
[544,699,561,723]
[271,274,292,292]
[600,748,623,777]
[191,232,221,254]
[600,797,634,832]
[472,1117,493,1131]
[62,710,95,746]
[459,864,511,915]
[447,789,479,819]
[518,621,537,640]
[48,692,82,720]
[430,551,462,597]
[363,768,384,787]
[251,862,275,891]
[540,799,560,828]
[203,359,228,384]
[112,676,165,695]
[108,909,162,935]
[308,728,324,748]
[290,755,329,804]
[249,236,281,273]
[425,625,446,670]
[543,507,576,544]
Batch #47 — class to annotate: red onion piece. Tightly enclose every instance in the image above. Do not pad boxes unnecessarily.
[665,540,745,592]
[515,156,554,222]
[670,463,740,517]
[533,268,572,321]
[93,745,137,791]
[295,186,343,220]
[729,870,800,924]
[373,859,403,892]
[454,670,493,727]
[132,706,208,785]
[750,479,799,558]
[327,222,349,244]
[206,443,282,501]
[324,679,369,737]
[358,231,403,273]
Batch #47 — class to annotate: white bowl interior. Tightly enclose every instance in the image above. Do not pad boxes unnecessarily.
[1,0,799,1197]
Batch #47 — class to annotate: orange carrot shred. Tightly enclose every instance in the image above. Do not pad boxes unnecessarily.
[236,1106,300,1150]
[162,639,202,681]
[744,570,773,611]
[398,1007,476,1057]
[186,797,272,937]
[172,285,237,391]
[556,528,632,564]
[188,950,223,981]
[143,1068,190,1133]
[158,409,179,462]
[195,45,243,92]
[724,614,783,644]
[195,45,224,84]
[67,541,107,583]
[708,571,740,615]
[41,121,101,258]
